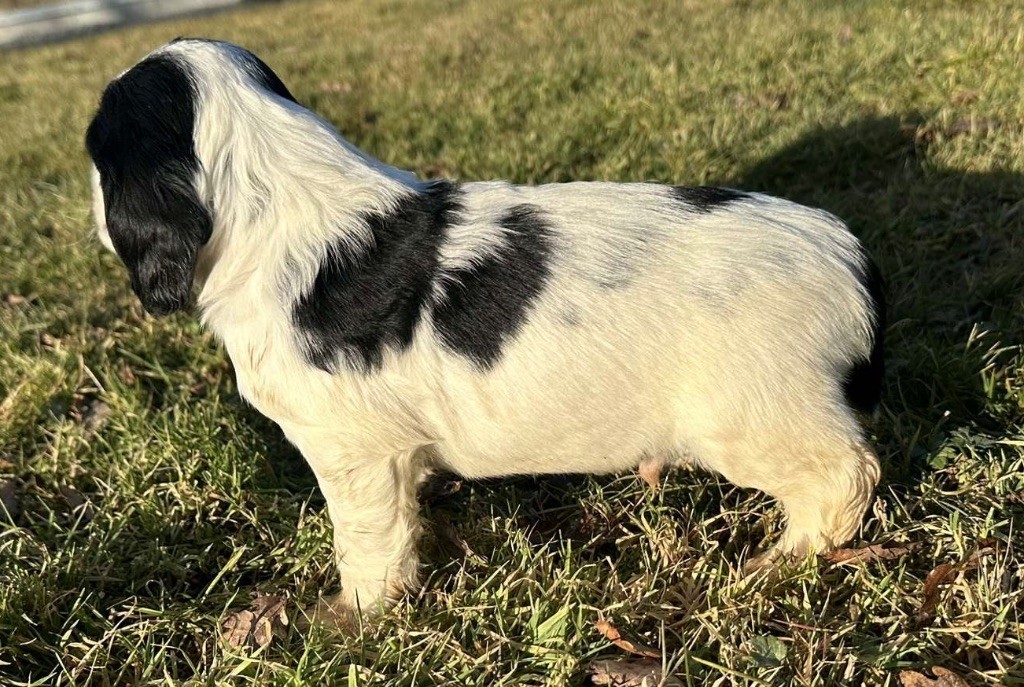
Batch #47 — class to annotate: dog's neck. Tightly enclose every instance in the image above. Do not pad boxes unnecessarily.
[191,87,416,333]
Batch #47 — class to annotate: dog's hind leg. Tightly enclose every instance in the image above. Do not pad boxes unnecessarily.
[693,420,880,571]
[744,440,880,570]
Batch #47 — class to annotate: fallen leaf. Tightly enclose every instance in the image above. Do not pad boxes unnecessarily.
[732,92,790,112]
[596,620,661,659]
[964,538,997,568]
[222,595,289,649]
[588,659,682,687]
[748,634,788,667]
[764,92,789,111]
[916,562,957,624]
[947,118,1000,136]
[915,540,996,625]
[0,479,19,520]
[899,667,971,687]
[60,486,85,509]
[221,610,256,648]
[914,118,1001,143]
[117,364,137,385]
[826,543,916,564]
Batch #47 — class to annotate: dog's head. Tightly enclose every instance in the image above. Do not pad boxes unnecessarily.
[85,39,296,315]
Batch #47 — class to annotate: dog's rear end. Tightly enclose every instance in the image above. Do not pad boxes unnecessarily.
[415,181,884,568]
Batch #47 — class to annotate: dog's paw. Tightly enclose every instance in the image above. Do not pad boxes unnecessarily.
[296,593,359,633]
[742,546,785,576]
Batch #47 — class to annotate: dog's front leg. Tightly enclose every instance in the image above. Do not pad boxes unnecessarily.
[299,446,424,628]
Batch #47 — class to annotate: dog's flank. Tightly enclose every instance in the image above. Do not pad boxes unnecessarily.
[86,38,884,626]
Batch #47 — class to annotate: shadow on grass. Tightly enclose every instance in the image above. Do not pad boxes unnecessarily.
[731,115,1024,483]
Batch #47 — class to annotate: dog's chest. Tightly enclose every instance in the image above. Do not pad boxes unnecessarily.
[206,306,319,422]
[222,324,425,447]
[230,336,315,424]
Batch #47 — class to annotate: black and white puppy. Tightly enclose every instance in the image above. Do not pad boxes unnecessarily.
[86,39,884,624]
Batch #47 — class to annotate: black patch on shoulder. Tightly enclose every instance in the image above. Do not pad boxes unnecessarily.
[670,186,748,213]
[433,204,553,368]
[293,181,461,373]
[843,257,886,414]
[85,54,212,316]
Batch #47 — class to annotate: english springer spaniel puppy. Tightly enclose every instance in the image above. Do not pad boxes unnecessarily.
[85,39,884,626]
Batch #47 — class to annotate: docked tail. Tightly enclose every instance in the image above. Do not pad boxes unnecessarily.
[843,257,885,415]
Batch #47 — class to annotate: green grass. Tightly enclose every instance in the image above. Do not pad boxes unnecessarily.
[1,0,1023,684]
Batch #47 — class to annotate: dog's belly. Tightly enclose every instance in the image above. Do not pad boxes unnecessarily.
[424,353,683,479]
[432,426,659,479]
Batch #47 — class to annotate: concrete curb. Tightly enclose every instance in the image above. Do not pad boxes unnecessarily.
[0,0,247,49]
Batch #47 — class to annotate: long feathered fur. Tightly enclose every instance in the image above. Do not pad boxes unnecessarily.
[86,39,884,623]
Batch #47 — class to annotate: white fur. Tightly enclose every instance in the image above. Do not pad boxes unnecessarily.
[93,40,881,622]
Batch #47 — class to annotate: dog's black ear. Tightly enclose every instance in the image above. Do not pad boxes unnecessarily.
[86,55,211,316]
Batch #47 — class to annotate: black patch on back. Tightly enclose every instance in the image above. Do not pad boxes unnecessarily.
[293,181,461,372]
[85,54,212,316]
[843,257,886,414]
[433,204,553,368]
[670,185,748,213]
